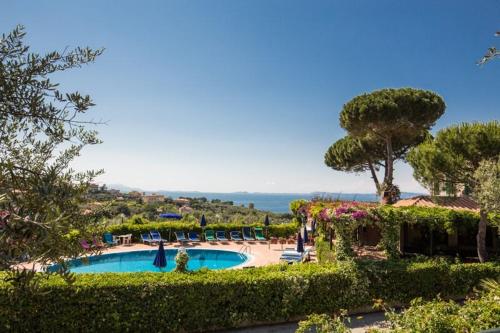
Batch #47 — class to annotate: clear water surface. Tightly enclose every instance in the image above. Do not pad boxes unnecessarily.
[48,249,248,273]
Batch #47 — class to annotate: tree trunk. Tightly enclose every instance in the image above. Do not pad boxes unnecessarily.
[367,160,381,194]
[381,138,396,205]
[477,210,488,263]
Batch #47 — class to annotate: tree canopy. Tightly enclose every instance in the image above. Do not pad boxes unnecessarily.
[325,88,445,203]
[407,121,500,262]
[0,25,104,283]
[407,121,500,190]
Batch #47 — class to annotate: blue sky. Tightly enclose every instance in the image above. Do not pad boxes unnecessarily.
[3,0,499,193]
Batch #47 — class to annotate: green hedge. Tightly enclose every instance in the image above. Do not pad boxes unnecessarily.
[106,221,297,241]
[1,261,498,332]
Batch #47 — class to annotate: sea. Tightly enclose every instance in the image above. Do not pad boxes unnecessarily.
[153,191,421,214]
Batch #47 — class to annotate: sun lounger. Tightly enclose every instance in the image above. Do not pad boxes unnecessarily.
[80,239,92,251]
[216,231,228,241]
[141,233,155,245]
[93,236,105,249]
[188,231,201,242]
[150,231,167,242]
[254,227,266,241]
[280,248,310,263]
[175,231,188,243]
[103,233,118,246]
[230,231,243,241]
[242,227,255,241]
[204,230,216,242]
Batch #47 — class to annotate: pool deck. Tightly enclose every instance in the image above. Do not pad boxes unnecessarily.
[97,241,314,268]
[21,241,314,271]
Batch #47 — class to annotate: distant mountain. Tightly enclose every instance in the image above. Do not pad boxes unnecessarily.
[105,184,143,193]
[103,184,424,199]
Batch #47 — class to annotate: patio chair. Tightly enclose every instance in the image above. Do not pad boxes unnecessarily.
[141,233,155,245]
[216,231,228,241]
[93,236,105,249]
[253,227,266,241]
[230,231,243,241]
[80,239,92,251]
[150,230,167,243]
[103,233,118,246]
[122,234,132,246]
[280,248,310,263]
[188,231,201,242]
[174,231,188,243]
[242,227,255,241]
[204,230,216,242]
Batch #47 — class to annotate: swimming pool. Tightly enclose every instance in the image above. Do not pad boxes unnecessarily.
[48,249,249,273]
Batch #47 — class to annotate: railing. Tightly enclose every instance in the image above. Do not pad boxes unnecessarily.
[239,244,251,255]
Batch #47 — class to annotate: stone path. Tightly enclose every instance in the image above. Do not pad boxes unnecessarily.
[222,312,387,333]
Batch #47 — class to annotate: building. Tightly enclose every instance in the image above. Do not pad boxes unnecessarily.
[394,195,498,257]
[173,198,190,206]
[142,193,165,204]
[179,205,194,214]
[393,195,479,212]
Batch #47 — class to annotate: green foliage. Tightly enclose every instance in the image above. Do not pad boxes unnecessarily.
[328,88,445,202]
[325,135,381,173]
[107,221,297,241]
[0,261,498,332]
[474,158,500,216]
[316,234,336,263]
[103,197,292,225]
[408,121,500,193]
[340,88,445,139]
[290,199,309,216]
[296,313,351,333]
[0,25,104,275]
[373,209,401,260]
[381,279,500,333]
[174,249,189,272]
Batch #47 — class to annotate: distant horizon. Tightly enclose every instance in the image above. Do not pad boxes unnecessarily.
[103,182,425,196]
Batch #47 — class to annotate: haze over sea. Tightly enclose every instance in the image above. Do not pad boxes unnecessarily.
[145,190,421,213]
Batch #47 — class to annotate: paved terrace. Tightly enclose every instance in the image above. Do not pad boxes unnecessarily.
[21,241,315,271]
[97,240,315,268]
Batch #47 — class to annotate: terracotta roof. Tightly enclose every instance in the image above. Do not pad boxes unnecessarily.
[393,195,479,212]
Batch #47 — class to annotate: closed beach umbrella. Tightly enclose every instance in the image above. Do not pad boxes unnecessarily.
[303,225,309,244]
[296,232,304,253]
[153,241,167,269]
[264,215,270,227]
[200,214,207,228]
[311,219,316,234]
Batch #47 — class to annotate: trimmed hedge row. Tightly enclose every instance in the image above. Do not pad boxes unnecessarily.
[1,261,499,332]
[106,221,298,241]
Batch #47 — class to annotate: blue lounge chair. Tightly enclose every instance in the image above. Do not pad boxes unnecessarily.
[242,227,255,241]
[188,231,201,242]
[254,227,266,241]
[205,230,216,242]
[150,230,167,242]
[175,231,188,243]
[216,231,228,241]
[141,233,155,245]
[280,248,310,263]
[103,233,118,246]
[230,231,243,241]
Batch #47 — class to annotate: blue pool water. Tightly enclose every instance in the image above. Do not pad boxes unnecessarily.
[48,249,248,273]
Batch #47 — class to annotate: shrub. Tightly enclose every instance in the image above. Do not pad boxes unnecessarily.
[378,280,500,332]
[296,313,351,333]
[106,221,297,241]
[0,261,498,332]
[174,249,189,272]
